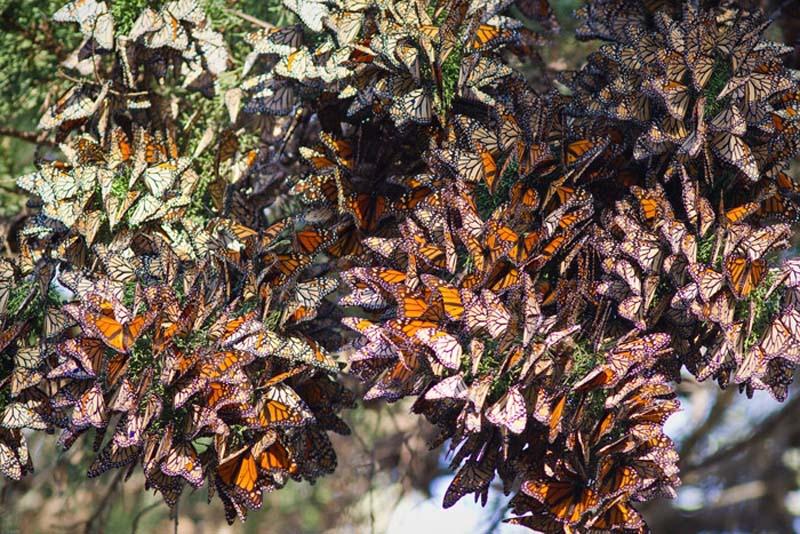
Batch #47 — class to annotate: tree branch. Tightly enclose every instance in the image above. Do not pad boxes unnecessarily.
[682,391,800,479]
[679,388,735,469]
[130,502,161,534]
[0,127,54,147]
[84,469,124,533]
[223,8,275,30]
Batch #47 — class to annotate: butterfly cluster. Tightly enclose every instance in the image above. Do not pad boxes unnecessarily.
[338,63,683,531]
[568,2,800,399]
[3,0,800,532]
[0,0,353,523]
[241,0,555,125]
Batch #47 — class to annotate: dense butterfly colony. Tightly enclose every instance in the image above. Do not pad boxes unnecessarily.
[2,0,800,531]
[0,0,354,524]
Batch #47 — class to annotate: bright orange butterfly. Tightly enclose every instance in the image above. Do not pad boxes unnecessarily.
[70,300,153,353]
[725,255,766,299]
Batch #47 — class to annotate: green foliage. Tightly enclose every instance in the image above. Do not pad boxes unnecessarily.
[565,340,603,386]
[585,388,608,420]
[475,160,519,219]
[203,0,293,66]
[697,232,717,265]
[122,280,137,308]
[174,325,212,352]
[437,45,463,116]
[740,269,782,351]
[109,172,130,200]
[704,58,732,116]
[263,309,282,330]
[111,0,162,35]
[0,0,75,125]
[0,0,78,217]
[0,139,32,218]
[6,279,35,317]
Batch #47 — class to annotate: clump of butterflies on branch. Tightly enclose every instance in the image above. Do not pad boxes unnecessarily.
[1,0,800,531]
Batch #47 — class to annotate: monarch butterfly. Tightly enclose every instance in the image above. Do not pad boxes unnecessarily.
[88,442,141,478]
[53,0,114,50]
[719,72,793,105]
[293,227,333,254]
[257,383,313,428]
[688,263,726,303]
[322,222,364,258]
[161,441,204,487]
[521,478,599,525]
[276,335,339,373]
[723,201,761,226]
[757,193,798,223]
[485,386,527,434]
[736,224,790,261]
[420,275,464,320]
[563,138,604,168]
[283,0,329,32]
[724,255,766,299]
[423,375,468,401]
[678,165,715,236]
[260,253,311,288]
[467,24,518,53]
[71,383,106,429]
[199,351,253,381]
[586,495,645,531]
[651,78,690,120]
[406,233,446,269]
[631,185,668,223]
[258,440,293,473]
[1,401,47,430]
[340,191,390,233]
[602,333,671,384]
[440,146,498,190]
[709,104,747,136]
[415,328,462,370]
[57,337,106,378]
[464,290,510,339]
[244,78,296,116]
[597,459,642,500]
[389,87,433,127]
[325,9,363,46]
[711,132,759,181]
[620,233,662,273]
[217,448,262,508]
[0,429,31,481]
[282,277,338,325]
[290,427,334,477]
[442,458,495,508]
[71,300,153,353]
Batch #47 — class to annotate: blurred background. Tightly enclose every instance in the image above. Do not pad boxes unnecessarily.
[2,0,800,532]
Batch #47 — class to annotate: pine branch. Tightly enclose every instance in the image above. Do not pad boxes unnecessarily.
[0,127,55,147]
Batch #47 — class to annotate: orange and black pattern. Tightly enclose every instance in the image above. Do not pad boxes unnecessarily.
[3,0,800,532]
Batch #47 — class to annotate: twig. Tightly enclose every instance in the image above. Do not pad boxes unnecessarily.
[275,109,304,161]
[223,8,275,30]
[347,412,377,534]
[79,469,125,533]
[769,0,796,21]
[0,127,55,147]
[131,502,161,534]
[55,71,149,97]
